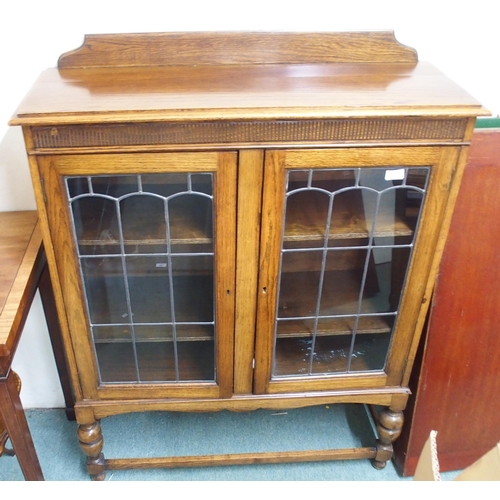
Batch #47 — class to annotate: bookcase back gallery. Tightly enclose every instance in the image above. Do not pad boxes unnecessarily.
[10,31,487,479]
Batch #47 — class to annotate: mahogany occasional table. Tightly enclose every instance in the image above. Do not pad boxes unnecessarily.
[0,210,74,480]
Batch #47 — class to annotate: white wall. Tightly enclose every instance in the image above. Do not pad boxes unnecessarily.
[1,0,498,408]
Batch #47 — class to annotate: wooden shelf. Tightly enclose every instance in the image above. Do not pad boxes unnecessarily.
[72,182,416,252]
[277,268,385,319]
[284,190,414,243]
[95,341,215,383]
[73,195,213,249]
[81,255,213,278]
[85,274,214,325]
[93,324,214,343]
[276,315,394,339]
[273,333,390,377]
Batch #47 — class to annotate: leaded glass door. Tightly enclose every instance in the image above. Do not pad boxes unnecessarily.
[39,152,236,400]
[254,147,461,394]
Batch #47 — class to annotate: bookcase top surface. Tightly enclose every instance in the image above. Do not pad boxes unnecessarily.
[10,32,487,125]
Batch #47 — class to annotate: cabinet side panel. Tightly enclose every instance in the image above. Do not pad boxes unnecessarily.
[24,137,84,402]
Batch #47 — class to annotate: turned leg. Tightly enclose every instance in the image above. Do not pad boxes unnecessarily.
[78,420,106,480]
[372,407,404,470]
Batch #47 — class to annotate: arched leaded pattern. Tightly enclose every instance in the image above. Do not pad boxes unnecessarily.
[273,167,429,378]
[66,173,216,384]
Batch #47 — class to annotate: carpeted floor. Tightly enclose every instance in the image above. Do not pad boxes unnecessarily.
[0,404,461,482]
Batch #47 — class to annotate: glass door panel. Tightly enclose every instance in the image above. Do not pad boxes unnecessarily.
[66,173,216,385]
[272,166,430,379]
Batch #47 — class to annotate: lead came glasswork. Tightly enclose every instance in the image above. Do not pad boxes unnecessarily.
[273,167,430,378]
[66,173,216,384]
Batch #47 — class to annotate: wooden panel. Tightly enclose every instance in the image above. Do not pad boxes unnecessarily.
[213,152,237,399]
[284,146,445,167]
[58,32,418,68]
[393,129,500,475]
[25,145,84,402]
[234,150,264,394]
[29,118,470,151]
[254,151,287,394]
[80,388,406,418]
[51,152,221,175]
[38,157,100,399]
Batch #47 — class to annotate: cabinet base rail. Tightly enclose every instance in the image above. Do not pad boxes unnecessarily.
[78,405,404,479]
[103,447,377,472]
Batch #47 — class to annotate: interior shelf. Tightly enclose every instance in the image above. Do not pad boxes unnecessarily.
[95,340,215,383]
[72,186,416,251]
[84,274,214,325]
[80,255,214,278]
[93,324,214,343]
[284,190,414,243]
[273,333,390,377]
[73,195,213,249]
[276,314,394,339]
[277,267,388,319]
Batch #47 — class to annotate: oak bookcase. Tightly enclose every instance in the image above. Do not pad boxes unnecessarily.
[10,31,487,479]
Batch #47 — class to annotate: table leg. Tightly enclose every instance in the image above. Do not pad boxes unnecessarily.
[0,370,44,480]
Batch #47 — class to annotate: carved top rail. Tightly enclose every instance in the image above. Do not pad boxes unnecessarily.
[58,31,418,68]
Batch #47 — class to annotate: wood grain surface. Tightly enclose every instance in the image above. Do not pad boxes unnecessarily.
[394,129,500,475]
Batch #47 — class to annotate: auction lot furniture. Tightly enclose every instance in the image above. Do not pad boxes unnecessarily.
[393,128,500,476]
[9,32,487,480]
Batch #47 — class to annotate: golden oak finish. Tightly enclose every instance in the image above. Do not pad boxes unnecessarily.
[38,152,237,401]
[10,32,486,479]
[24,151,83,402]
[78,387,408,421]
[254,146,463,394]
[10,32,485,127]
[234,150,264,394]
[105,447,377,471]
[57,31,418,68]
[11,62,486,127]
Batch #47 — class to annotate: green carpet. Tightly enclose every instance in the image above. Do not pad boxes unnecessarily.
[0,403,420,481]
